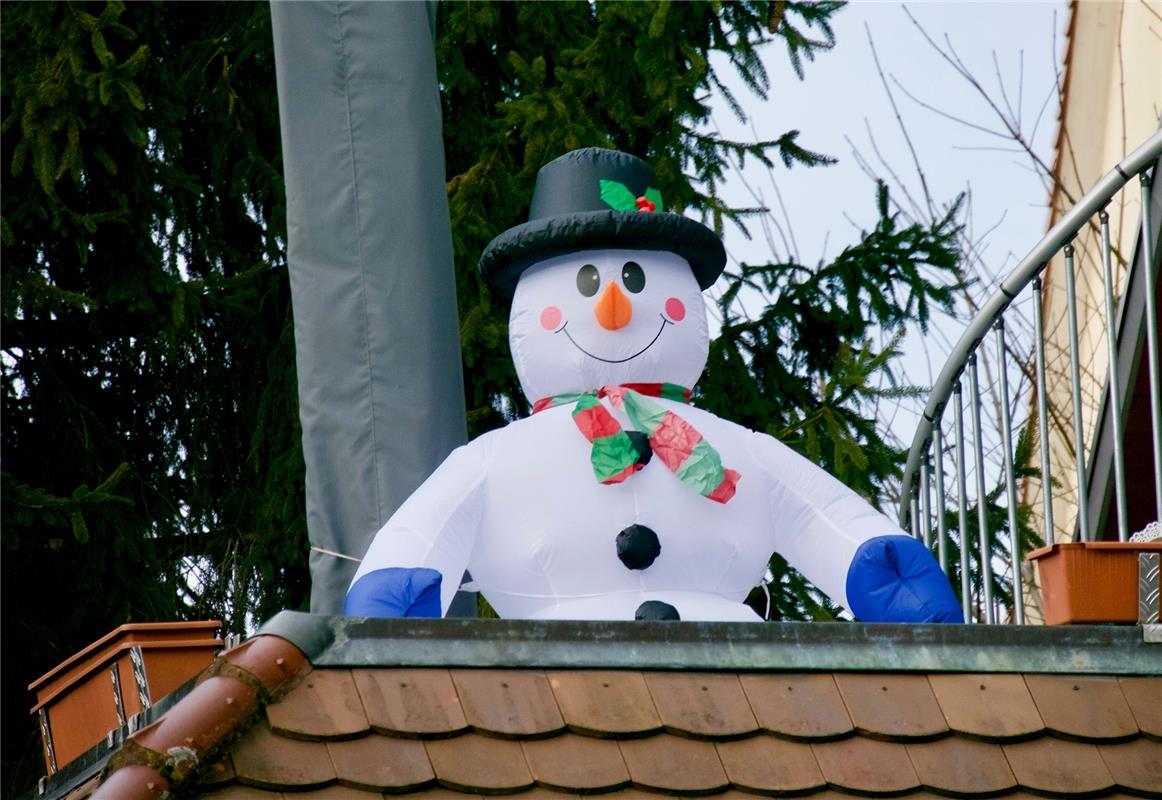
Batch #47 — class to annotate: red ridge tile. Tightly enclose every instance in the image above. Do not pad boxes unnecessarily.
[547,671,661,737]
[812,737,920,794]
[1117,676,1162,736]
[643,672,759,739]
[326,734,436,791]
[353,668,468,738]
[1003,738,1115,795]
[738,674,854,740]
[1024,675,1139,741]
[715,735,824,793]
[232,720,337,790]
[928,674,1044,741]
[522,735,630,791]
[618,735,728,794]
[425,733,534,793]
[268,669,370,741]
[1099,738,1162,793]
[88,765,169,800]
[834,674,949,740]
[907,737,1017,794]
[451,669,565,738]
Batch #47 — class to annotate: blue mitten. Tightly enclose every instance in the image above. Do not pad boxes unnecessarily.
[845,535,964,623]
[344,567,443,617]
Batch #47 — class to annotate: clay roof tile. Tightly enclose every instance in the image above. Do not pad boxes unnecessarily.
[927,673,1044,741]
[737,673,854,740]
[547,671,661,737]
[325,734,435,792]
[833,674,949,740]
[1002,738,1115,795]
[450,669,565,738]
[714,735,825,793]
[617,735,728,794]
[521,734,630,791]
[267,669,369,741]
[643,672,758,740]
[423,734,533,794]
[352,668,468,738]
[1024,675,1139,741]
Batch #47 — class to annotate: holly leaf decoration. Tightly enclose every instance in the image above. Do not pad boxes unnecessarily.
[644,187,664,212]
[599,179,638,211]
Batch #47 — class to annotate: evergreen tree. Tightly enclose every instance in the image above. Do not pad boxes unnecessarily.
[2,1,963,789]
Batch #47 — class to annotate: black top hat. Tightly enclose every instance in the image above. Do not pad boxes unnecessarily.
[478,148,726,298]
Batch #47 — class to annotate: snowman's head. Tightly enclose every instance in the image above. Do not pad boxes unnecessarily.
[510,248,708,402]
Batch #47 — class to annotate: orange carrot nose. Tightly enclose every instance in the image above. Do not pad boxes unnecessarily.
[594,281,633,330]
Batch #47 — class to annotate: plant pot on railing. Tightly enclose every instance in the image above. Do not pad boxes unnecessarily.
[1028,541,1162,625]
[28,620,223,774]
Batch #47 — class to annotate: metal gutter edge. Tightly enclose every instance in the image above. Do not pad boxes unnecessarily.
[257,612,1160,676]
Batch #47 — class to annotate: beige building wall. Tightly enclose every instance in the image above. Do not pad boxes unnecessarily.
[1024,0,1161,556]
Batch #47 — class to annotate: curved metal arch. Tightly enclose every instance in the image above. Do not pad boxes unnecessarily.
[899,128,1162,528]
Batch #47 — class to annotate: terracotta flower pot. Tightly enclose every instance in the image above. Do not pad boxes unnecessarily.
[1027,541,1162,625]
[28,620,222,773]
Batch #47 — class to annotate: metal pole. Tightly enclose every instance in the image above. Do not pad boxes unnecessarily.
[1140,172,1162,525]
[968,355,995,623]
[954,383,972,621]
[919,457,932,549]
[1032,275,1055,545]
[1063,242,1091,541]
[934,425,949,575]
[1099,210,1129,540]
[995,320,1024,623]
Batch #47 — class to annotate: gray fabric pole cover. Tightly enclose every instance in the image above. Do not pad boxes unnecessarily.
[270,1,467,614]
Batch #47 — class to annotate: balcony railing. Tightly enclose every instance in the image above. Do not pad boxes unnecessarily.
[899,129,1162,624]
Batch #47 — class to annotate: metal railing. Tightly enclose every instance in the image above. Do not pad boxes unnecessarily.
[899,129,1162,624]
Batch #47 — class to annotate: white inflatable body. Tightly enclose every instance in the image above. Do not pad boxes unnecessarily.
[349,249,908,621]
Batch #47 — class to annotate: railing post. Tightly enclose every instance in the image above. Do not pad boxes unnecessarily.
[968,354,995,623]
[995,319,1024,623]
[1140,171,1162,526]
[1063,241,1091,542]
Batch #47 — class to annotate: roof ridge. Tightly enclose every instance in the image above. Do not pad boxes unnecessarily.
[88,634,309,800]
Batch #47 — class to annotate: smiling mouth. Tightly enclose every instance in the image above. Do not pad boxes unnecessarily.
[557,315,673,364]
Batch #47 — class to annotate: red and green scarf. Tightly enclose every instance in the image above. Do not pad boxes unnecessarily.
[532,383,739,504]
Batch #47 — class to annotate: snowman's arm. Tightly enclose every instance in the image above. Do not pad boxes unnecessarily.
[345,439,489,617]
[748,431,961,623]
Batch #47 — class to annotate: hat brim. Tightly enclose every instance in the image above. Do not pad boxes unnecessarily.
[478,210,726,299]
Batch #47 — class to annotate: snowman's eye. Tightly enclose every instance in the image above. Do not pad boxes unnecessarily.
[576,264,600,297]
[621,261,645,293]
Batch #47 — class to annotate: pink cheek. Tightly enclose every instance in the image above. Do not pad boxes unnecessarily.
[665,297,686,322]
[540,306,563,330]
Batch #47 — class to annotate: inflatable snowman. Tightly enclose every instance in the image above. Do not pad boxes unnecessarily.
[346,148,961,623]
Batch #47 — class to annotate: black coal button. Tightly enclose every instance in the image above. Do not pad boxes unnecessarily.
[616,524,661,570]
[635,600,680,621]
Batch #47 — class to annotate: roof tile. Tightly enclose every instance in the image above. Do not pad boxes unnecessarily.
[714,735,824,793]
[1098,738,1162,793]
[618,734,728,793]
[906,737,1017,794]
[643,672,758,739]
[231,720,337,790]
[197,787,282,799]
[927,674,1044,741]
[424,733,534,793]
[547,671,661,737]
[282,787,384,800]
[1117,676,1162,736]
[811,737,920,794]
[353,668,468,738]
[522,734,630,791]
[1024,675,1139,741]
[737,674,853,740]
[451,669,565,738]
[833,674,948,740]
[326,734,436,791]
[1003,738,1115,795]
[195,760,236,789]
[267,668,369,741]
